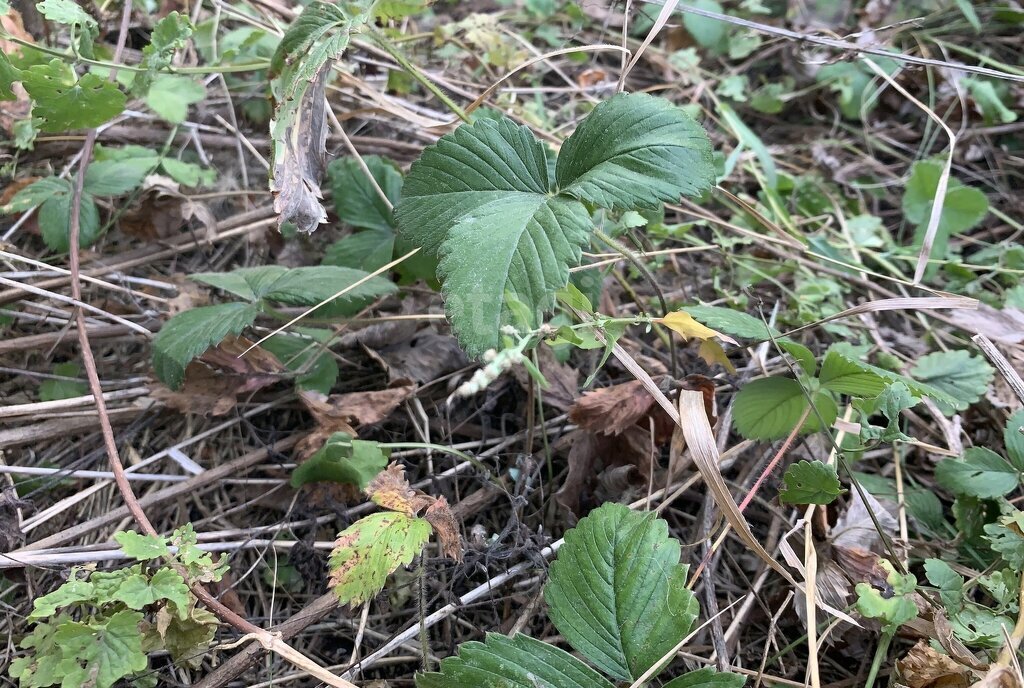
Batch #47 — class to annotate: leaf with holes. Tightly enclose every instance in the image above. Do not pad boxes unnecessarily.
[19,60,126,132]
[780,460,844,505]
[544,502,698,682]
[416,633,616,688]
[328,511,431,607]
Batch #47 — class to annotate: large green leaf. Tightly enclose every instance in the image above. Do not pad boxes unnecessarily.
[910,350,994,414]
[935,447,1020,499]
[732,376,837,441]
[193,265,396,310]
[416,633,616,688]
[151,302,260,389]
[328,511,431,606]
[818,345,957,406]
[396,93,714,354]
[544,502,698,682]
[397,116,590,354]
[269,1,373,231]
[290,432,387,488]
[779,460,843,505]
[682,305,780,340]
[53,610,148,688]
[20,60,125,132]
[556,92,714,209]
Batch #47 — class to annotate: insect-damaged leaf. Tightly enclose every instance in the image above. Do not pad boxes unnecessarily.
[269,2,373,232]
[328,511,431,607]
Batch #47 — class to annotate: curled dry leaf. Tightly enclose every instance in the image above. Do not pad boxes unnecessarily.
[425,497,462,561]
[896,641,972,688]
[555,427,654,519]
[569,378,674,442]
[365,463,435,516]
[119,175,217,241]
[296,385,413,460]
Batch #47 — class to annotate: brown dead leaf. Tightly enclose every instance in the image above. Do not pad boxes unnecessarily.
[374,330,469,384]
[365,463,434,515]
[512,345,578,412]
[425,497,462,561]
[569,378,674,442]
[301,385,415,431]
[897,641,971,688]
[577,68,609,88]
[153,339,286,416]
[119,176,216,241]
[554,427,655,518]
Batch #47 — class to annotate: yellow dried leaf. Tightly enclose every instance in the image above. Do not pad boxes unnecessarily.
[659,311,738,345]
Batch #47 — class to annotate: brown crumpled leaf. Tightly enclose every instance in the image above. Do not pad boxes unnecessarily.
[896,641,972,688]
[831,487,899,577]
[271,61,329,233]
[555,426,654,519]
[119,175,217,241]
[301,385,415,428]
[425,496,462,561]
[569,378,675,442]
[0,487,30,551]
[152,337,286,416]
[365,463,435,515]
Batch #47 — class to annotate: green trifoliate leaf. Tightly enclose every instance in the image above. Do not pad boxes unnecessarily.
[544,502,698,682]
[935,447,1020,499]
[20,60,125,132]
[328,511,431,607]
[151,302,260,389]
[397,116,590,354]
[269,1,373,232]
[779,460,844,505]
[291,432,388,489]
[415,633,616,688]
[663,668,748,688]
[556,92,714,209]
[911,350,994,414]
[732,376,837,441]
[114,530,171,560]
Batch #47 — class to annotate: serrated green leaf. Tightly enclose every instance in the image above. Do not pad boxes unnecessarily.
[0,51,19,101]
[145,75,205,124]
[328,511,431,606]
[779,460,843,505]
[415,632,616,688]
[396,93,713,354]
[37,0,94,27]
[29,578,94,619]
[20,60,125,131]
[663,668,748,688]
[986,511,1024,570]
[55,610,148,688]
[114,530,171,560]
[3,177,70,213]
[936,447,1019,498]
[732,376,837,441]
[38,362,87,401]
[151,302,260,389]
[40,191,101,252]
[911,350,994,414]
[262,332,338,393]
[270,1,373,231]
[328,155,402,232]
[134,12,193,94]
[818,345,956,405]
[924,558,964,609]
[261,265,397,310]
[397,116,590,354]
[291,432,388,488]
[544,502,698,681]
[147,568,192,612]
[556,93,714,208]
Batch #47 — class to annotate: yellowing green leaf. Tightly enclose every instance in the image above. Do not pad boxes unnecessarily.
[328,511,431,607]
